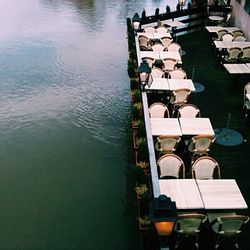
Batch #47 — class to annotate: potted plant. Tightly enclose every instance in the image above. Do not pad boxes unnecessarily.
[131,89,141,104]
[135,184,149,199]
[132,102,142,129]
[137,137,149,162]
[138,216,152,230]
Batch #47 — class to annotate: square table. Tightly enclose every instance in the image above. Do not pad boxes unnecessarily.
[205,26,240,33]
[197,179,248,210]
[163,20,185,28]
[168,79,195,91]
[224,64,250,74]
[214,41,250,49]
[145,78,169,91]
[159,179,204,210]
[140,51,159,60]
[137,32,172,39]
[159,51,182,64]
[179,118,215,136]
[150,118,182,136]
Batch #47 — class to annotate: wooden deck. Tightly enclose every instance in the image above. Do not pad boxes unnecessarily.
[139,29,250,250]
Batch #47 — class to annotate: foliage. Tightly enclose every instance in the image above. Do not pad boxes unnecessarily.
[132,102,142,121]
[131,89,141,103]
[137,137,149,162]
[138,216,151,226]
[137,120,146,138]
[135,184,148,197]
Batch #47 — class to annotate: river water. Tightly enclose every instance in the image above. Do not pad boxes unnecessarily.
[0,0,177,249]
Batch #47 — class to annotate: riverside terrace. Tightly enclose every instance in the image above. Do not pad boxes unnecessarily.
[132,28,250,249]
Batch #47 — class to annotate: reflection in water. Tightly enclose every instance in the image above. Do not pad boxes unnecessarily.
[0,0,176,249]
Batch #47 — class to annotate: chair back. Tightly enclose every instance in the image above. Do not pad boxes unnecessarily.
[158,154,185,178]
[156,26,169,33]
[216,29,228,40]
[160,37,173,49]
[141,57,154,68]
[155,135,181,154]
[167,42,181,52]
[241,47,250,60]
[225,47,241,62]
[191,156,220,179]
[138,35,150,50]
[177,104,200,118]
[149,102,169,118]
[233,35,246,42]
[221,33,234,42]
[163,58,177,73]
[151,67,164,78]
[152,43,164,52]
[144,26,155,33]
[171,88,191,106]
[231,29,244,38]
[168,68,187,79]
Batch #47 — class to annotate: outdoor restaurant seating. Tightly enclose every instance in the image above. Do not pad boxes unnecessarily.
[215,29,228,41]
[174,213,207,249]
[222,47,242,63]
[138,35,151,50]
[168,68,187,79]
[188,135,215,164]
[243,82,250,117]
[151,67,164,78]
[160,37,173,50]
[232,35,246,42]
[152,43,164,52]
[240,47,250,62]
[210,214,249,249]
[144,26,155,33]
[156,26,169,34]
[149,102,170,118]
[155,135,181,155]
[157,154,185,179]
[162,58,178,74]
[231,29,244,38]
[167,42,181,53]
[177,104,201,118]
[191,156,220,180]
[221,33,234,42]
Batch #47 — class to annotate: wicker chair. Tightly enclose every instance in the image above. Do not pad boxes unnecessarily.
[168,68,187,79]
[191,156,220,180]
[215,29,228,41]
[138,35,150,51]
[162,58,177,75]
[167,42,181,52]
[231,29,244,38]
[156,26,169,34]
[158,154,185,179]
[151,67,164,78]
[152,43,164,52]
[221,33,234,42]
[155,135,181,154]
[144,26,155,33]
[141,57,155,68]
[177,104,201,118]
[243,82,250,117]
[210,214,249,249]
[160,37,173,50]
[223,47,241,63]
[240,47,250,63]
[232,35,246,42]
[174,213,207,249]
[149,102,170,118]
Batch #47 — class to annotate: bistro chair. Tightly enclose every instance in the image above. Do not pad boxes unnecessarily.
[174,213,207,250]
[144,26,155,33]
[215,29,228,41]
[155,135,181,155]
[162,58,178,75]
[243,82,250,117]
[168,68,187,79]
[231,29,244,38]
[222,47,242,63]
[232,35,246,42]
[177,104,201,118]
[152,43,164,52]
[167,42,181,53]
[191,156,220,180]
[141,57,155,68]
[156,26,169,34]
[138,35,151,51]
[160,37,173,50]
[240,47,250,63]
[210,214,249,249]
[221,33,234,42]
[157,154,185,179]
[188,135,215,164]
[151,67,164,78]
[149,102,170,118]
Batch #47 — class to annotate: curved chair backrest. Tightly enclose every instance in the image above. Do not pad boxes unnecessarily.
[171,88,191,106]
[163,58,177,73]
[233,35,246,42]
[160,37,173,49]
[156,26,169,34]
[242,47,250,59]
[151,67,164,78]
[139,35,150,49]
[168,68,187,79]
[158,154,185,178]
[191,156,220,179]
[141,57,154,68]
[221,33,234,42]
[155,135,181,154]
[149,102,170,118]
[226,47,242,60]
[167,42,181,52]
[216,29,228,40]
[152,43,164,52]
[231,29,244,38]
[177,104,201,118]
[244,82,250,104]
[210,214,249,249]
[144,26,155,33]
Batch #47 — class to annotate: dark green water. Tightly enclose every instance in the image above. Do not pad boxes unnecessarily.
[0,0,178,249]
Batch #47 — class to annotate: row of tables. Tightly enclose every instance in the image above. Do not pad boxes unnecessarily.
[160,179,248,210]
[224,63,250,74]
[140,51,182,64]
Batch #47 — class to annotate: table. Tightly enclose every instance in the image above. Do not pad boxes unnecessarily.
[197,179,248,210]
[150,118,182,136]
[145,78,169,91]
[159,179,204,210]
[163,20,185,28]
[208,15,224,22]
[246,63,250,69]
[137,32,172,39]
[205,26,240,33]
[214,41,250,49]
[159,51,182,64]
[168,79,195,91]
[179,117,215,136]
[140,51,159,60]
[223,64,250,74]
